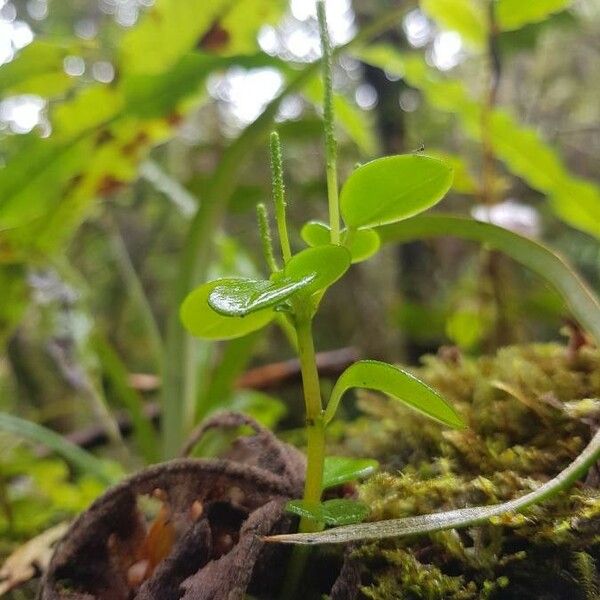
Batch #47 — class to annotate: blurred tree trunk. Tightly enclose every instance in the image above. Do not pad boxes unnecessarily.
[353,0,430,362]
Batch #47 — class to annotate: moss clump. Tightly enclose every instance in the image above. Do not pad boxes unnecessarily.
[339,343,600,599]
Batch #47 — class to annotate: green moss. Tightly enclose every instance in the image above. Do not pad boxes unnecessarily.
[339,343,600,599]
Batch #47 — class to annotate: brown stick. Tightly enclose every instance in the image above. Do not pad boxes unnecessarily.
[53,347,360,452]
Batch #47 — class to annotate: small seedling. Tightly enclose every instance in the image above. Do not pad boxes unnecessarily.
[180,0,463,534]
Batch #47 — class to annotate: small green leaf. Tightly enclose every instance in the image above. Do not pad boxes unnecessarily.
[323,456,379,489]
[446,307,493,351]
[340,155,453,229]
[280,245,351,295]
[324,360,464,428]
[286,499,370,526]
[209,276,314,317]
[300,220,328,247]
[180,280,275,340]
[207,245,350,318]
[301,221,381,264]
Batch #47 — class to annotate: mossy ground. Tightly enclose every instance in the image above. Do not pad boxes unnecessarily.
[337,343,600,599]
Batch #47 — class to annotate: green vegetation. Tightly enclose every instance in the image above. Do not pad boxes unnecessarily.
[180,5,464,532]
[0,0,598,597]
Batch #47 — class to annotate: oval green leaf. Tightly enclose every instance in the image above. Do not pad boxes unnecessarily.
[301,221,381,264]
[180,279,275,340]
[208,276,314,317]
[286,499,370,527]
[301,220,332,247]
[323,456,379,489]
[324,359,464,428]
[280,244,351,295]
[340,155,453,229]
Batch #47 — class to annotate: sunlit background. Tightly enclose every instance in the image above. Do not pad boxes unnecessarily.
[0,0,472,134]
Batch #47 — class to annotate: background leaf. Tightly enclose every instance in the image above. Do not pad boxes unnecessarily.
[0,41,74,97]
[357,45,600,238]
[0,413,117,485]
[497,0,571,31]
[420,0,487,48]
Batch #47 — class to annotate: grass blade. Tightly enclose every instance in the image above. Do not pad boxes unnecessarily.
[0,412,116,485]
[92,333,159,464]
[378,215,600,342]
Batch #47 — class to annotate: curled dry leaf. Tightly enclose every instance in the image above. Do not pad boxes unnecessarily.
[0,522,69,595]
[40,412,305,600]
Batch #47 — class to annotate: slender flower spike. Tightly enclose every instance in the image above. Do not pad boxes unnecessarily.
[256,202,279,273]
[317,0,341,245]
[270,131,292,263]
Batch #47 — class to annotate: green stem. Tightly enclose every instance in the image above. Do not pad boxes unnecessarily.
[317,0,340,245]
[295,316,326,533]
[161,4,408,459]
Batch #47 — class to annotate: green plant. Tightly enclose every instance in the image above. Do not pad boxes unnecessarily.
[180,0,464,534]
[179,0,600,548]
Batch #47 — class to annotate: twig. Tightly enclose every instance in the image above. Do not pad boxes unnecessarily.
[40,347,359,454]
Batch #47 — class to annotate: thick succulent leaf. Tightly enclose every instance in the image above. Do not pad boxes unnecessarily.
[324,360,464,428]
[286,499,370,526]
[340,155,453,229]
[208,276,315,317]
[206,245,350,318]
[301,221,380,263]
[279,245,351,295]
[180,280,275,340]
[323,456,379,489]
